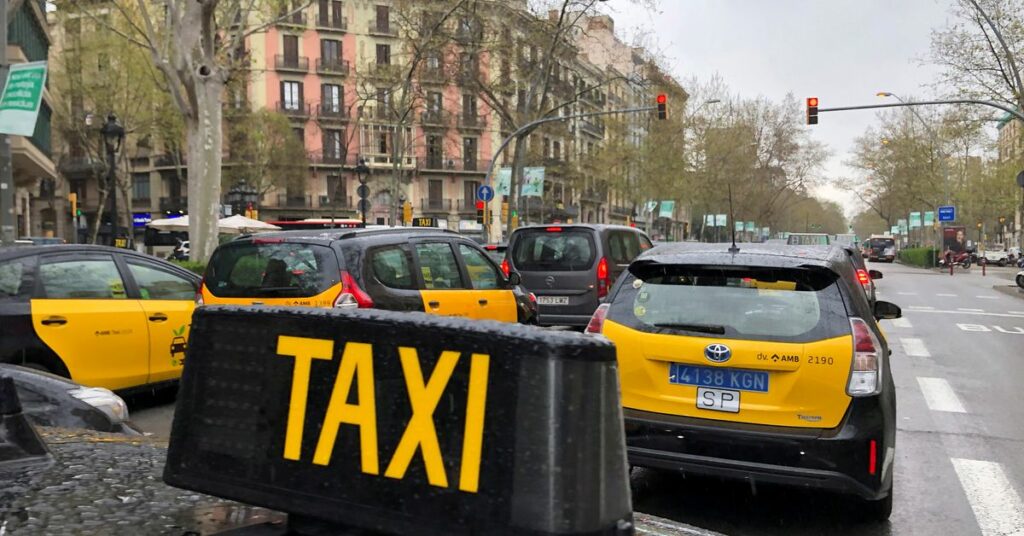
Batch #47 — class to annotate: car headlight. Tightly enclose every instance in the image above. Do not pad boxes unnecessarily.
[69,386,130,423]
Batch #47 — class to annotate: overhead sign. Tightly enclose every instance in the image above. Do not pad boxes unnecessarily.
[0,62,48,136]
[909,212,921,229]
[658,200,675,218]
[520,167,545,197]
[924,211,935,226]
[938,205,956,222]
[476,184,494,202]
[897,218,908,234]
[715,214,727,227]
[164,307,630,536]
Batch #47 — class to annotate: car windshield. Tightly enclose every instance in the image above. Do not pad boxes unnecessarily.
[511,229,595,271]
[204,242,340,298]
[869,238,895,249]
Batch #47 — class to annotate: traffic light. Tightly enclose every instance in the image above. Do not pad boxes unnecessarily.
[656,94,667,120]
[476,200,485,224]
[501,201,509,222]
[402,201,412,225]
[68,192,78,217]
[806,97,819,125]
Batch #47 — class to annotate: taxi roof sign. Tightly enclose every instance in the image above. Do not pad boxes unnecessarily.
[164,306,630,535]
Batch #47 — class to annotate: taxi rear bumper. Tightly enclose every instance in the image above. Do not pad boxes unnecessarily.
[624,397,893,500]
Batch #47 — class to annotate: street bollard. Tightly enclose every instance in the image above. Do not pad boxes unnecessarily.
[982,258,986,276]
[950,260,954,276]
[165,306,633,536]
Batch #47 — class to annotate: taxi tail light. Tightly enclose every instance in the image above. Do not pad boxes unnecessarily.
[596,257,610,298]
[500,258,510,277]
[335,271,374,309]
[856,268,871,287]
[585,303,610,334]
[195,278,205,306]
[848,317,882,396]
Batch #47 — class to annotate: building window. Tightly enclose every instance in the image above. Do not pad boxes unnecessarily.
[321,39,342,62]
[283,34,299,62]
[463,137,477,171]
[326,174,345,204]
[426,52,441,70]
[464,180,479,207]
[428,179,443,207]
[132,173,150,201]
[375,5,390,32]
[462,94,476,118]
[293,127,305,144]
[427,91,443,113]
[426,135,443,168]
[281,81,302,110]
[552,140,561,161]
[376,44,391,65]
[323,129,344,160]
[322,84,342,112]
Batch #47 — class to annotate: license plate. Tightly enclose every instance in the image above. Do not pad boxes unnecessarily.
[669,363,769,393]
[537,296,569,305]
[696,387,740,413]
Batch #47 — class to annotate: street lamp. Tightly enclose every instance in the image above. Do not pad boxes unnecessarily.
[225,181,260,218]
[100,113,126,247]
[354,157,370,224]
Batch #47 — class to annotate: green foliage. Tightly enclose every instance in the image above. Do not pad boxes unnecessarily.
[224,109,309,195]
[899,247,940,268]
[169,260,207,275]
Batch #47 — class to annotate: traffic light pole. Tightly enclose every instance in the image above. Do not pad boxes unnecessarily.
[818,99,1024,123]
[0,1,14,245]
[484,105,658,241]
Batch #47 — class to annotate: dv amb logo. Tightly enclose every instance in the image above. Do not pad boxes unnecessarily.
[276,336,490,493]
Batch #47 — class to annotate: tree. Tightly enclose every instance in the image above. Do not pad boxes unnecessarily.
[223,109,309,199]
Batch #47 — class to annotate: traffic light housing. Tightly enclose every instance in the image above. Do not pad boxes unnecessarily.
[402,201,412,225]
[501,201,509,222]
[476,200,485,224]
[68,192,78,217]
[806,97,819,125]
[656,94,667,120]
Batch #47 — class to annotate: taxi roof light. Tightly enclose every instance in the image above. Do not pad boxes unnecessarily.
[848,317,882,397]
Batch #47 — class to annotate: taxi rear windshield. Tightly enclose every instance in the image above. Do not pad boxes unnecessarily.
[205,242,340,298]
[608,265,850,343]
[511,229,595,271]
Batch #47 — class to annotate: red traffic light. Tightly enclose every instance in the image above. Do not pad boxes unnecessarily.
[807,97,818,107]
[656,94,667,104]
[806,97,819,125]
[476,200,485,210]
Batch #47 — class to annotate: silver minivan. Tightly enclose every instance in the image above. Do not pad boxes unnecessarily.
[505,224,652,327]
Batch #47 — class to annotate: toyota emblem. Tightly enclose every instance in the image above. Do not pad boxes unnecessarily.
[704,343,732,363]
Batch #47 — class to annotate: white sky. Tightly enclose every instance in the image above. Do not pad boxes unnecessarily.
[600,0,956,218]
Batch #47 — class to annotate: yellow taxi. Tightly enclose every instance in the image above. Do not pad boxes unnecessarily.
[200,228,537,323]
[0,245,199,391]
[586,243,901,520]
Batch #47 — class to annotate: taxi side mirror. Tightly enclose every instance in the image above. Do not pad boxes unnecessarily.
[868,270,883,280]
[874,300,901,320]
[507,271,522,286]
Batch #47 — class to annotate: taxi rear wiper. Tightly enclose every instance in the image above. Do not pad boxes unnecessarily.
[653,322,726,334]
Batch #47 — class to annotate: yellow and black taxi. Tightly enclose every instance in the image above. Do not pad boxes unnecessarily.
[200,227,537,323]
[586,242,901,520]
[0,245,200,392]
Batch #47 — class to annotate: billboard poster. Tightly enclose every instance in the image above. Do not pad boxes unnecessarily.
[942,226,966,254]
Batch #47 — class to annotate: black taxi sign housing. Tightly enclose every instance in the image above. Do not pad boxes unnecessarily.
[164,306,631,535]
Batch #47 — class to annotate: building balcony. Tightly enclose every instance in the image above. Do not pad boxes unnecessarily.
[277,11,307,28]
[275,194,313,208]
[317,153,347,165]
[609,204,632,217]
[317,104,349,122]
[153,153,186,169]
[458,113,486,130]
[315,15,347,32]
[358,104,396,122]
[420,66,445,84]
[421,198,452,213]
[277,101,311,119]
[58,156,104,178]
[159,196,188,213]
[420,110,451,128]
[418,157,489,174]
[316,58,350,76]
[365,62,403,80]
[580,118,606,137]
[367,20,397,37]
[275,54,309,72]
[362,153,416,168]
[318,195,353,209]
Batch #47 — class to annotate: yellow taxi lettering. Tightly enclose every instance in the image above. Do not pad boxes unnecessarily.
[384,348,460,487]
[277,336,335,461]
[459,353,490,493]
[313,342,378,473]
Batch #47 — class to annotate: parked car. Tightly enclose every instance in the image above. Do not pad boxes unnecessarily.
[836,243,881,305]
[981,244,1011,266]
[169,240,190,261]
[200,227,537,323]
[505,224,653,327]
[1,363,139,434]
[0,245,201,392]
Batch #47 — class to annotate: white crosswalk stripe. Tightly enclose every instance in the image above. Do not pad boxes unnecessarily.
[958,308,985,312]
[900,338,930,357]
[951,458,1024,536]
[917,377,966,413]
[937,293,958,297]
[976,295,999,300]
[889,317,912,328]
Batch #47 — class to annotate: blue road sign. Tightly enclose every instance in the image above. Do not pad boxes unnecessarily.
[477,184,495,202]
[938,205,956,222]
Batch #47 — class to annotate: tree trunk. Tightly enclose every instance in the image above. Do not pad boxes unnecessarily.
[186,76,225,263]
[89,171,108,245]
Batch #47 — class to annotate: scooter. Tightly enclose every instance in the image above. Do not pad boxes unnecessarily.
[938,251,972,269]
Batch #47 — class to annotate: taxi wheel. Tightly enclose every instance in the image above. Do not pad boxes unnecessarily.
[858,489,893,522]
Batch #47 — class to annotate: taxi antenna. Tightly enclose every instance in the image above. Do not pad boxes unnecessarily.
[727,183,739,254]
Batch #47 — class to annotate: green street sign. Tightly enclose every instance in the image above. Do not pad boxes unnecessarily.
[924,211,935,226]
[0,61,48,136]
[909,212,922,229]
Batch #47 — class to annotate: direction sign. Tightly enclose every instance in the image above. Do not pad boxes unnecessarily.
[476,184,494,202]
[938,205,956,222]
[0,62,48,136]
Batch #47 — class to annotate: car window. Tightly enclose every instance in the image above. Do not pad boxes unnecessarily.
[607,266,850,343]
[370,246,416,290]
[511,229,595,271]
[0,258,29,300]
[205,242,340,298]
[459,244,501,290]
[607,231,641,264]
[414,242,465,290]
[127,261,196,300]
[639,234,654,251]
[38,257,127,299]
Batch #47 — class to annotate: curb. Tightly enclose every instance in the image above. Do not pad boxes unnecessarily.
[994,285,1024,300]
[635,513,726,536]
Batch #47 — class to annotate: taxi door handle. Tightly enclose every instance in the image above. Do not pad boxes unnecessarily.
[41,316,67,326]
[149,313,169,322]
[428,300,441,308]
[478,299,488,306]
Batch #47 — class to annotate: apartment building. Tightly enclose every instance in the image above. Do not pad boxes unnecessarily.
[7,0,57,238]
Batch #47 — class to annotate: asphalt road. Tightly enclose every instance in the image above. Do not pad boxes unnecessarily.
[631,261,1024,536]
[130,262,1024,535]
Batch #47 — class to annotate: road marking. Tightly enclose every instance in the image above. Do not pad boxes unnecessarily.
[937,293,958,297]
[900,338,930,357]
[1011,311,1024,315]
[890,317,912,328]
[951,458,1024,536]
[958,308,985,312]
[907,305,936,310]
[916,377,966,413]
[897,292,918,295]
[905,309,1024,319]
[976,295,999,299]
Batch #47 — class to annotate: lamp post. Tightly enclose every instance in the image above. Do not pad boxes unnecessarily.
[354,158,370,224]
[226,181,259,219]
[100,114,126,247]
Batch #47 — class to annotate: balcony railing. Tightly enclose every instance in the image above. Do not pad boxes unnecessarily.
[420,66,445,83]
[318,195,353,209]
[367,20,397,37]
[418,157,489,173]
[421,198,452,212]
[420,110,450,127]
[276,194,313,208]
[318,153,346,165]
[315,15,347,31]
[316,58,350,76]
[159,196,188,213]
[154,153,186,168]
[275,54,309,72]
[458,113,485,130]
[365,62,403,79]
[580,118,605,137]
[317,104,349,121]
[277,11,307,27]
[359,104,396,122]
[277,101,311,118]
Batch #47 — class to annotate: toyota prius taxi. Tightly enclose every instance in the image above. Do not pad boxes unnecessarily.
[587,243,902,520]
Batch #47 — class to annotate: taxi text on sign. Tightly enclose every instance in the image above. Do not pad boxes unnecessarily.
[163,306,631,535]
[0,62,48,137]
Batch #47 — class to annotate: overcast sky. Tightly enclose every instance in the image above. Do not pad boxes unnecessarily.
[600,0,957,217]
